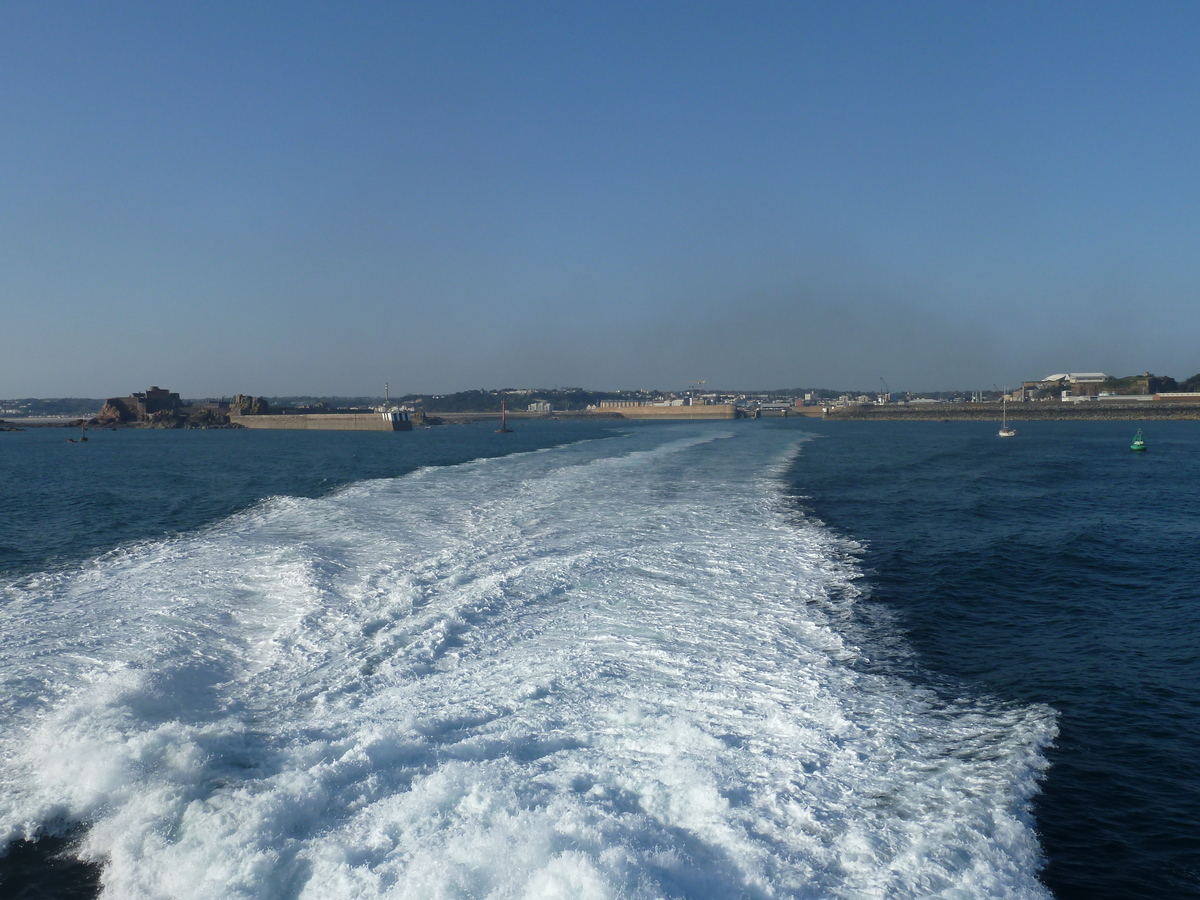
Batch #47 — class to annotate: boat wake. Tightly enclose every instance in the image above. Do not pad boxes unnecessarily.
[0,426,1056,899]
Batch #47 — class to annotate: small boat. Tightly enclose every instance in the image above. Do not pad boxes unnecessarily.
[998,395,1017,437]
[1130,429,1147,451]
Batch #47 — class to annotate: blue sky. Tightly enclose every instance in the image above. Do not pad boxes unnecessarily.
[3,2,1199,396]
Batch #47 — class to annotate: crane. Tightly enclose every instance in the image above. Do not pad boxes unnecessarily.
[879,377,890,404]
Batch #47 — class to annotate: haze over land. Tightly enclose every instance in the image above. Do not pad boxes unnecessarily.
[3,3,1199,397]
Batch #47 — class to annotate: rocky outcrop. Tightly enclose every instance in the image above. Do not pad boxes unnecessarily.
[230,394,270,415]
[89,405,240,429]
[187,408,235,428]
[146,409,186,428]
[146,408,244,429]
[92,399,140,425]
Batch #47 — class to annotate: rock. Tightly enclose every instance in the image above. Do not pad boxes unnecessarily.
[186,408,232,428]
[147,409,186,428]
[91,401,138,425]
[230,394,270,415]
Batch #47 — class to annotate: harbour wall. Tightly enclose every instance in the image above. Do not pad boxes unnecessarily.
[230,412,412,431]
[604,404,739,420]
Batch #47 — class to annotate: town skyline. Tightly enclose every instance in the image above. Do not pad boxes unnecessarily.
[8,367,1200,418]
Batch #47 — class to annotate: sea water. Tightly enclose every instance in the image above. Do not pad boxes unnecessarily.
[1,419,1184,898]
[787,419,1200,899]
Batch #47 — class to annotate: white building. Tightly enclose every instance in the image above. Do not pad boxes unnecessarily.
[1041,373,1109,385]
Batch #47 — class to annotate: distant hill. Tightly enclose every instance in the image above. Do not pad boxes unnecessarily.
[1071,373,1188,396]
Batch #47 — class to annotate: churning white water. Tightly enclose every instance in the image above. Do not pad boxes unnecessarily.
[0,426,1055,899]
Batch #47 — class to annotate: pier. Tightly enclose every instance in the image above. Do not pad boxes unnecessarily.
[230,411,412,431]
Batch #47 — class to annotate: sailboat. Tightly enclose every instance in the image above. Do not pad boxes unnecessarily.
[1130,429,1147,451]
[495,399,513,433]
[998,394,1017,437]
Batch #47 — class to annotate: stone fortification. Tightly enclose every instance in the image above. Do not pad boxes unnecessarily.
[91,386,236,428]
[229,412,412,431]
[94,386,185,424]
[598,403,739,420]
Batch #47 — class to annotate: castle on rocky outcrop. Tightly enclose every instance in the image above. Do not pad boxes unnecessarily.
[97,386,183,423]
[92,387,235,427]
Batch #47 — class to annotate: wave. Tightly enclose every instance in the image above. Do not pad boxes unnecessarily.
[0,425,1056,899]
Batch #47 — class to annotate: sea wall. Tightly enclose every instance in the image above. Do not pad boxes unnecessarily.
[605,404,739,420]
[230,413,411,431]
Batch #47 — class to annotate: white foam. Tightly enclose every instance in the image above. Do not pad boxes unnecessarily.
[0,425,1056,898]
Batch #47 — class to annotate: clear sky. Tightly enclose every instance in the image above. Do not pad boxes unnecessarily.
[3,2,1199,397]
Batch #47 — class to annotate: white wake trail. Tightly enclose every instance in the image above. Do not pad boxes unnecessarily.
[0,425,1055,899]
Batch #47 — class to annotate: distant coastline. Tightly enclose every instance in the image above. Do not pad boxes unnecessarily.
[824,402,1200,421]
[8,403,1200,432]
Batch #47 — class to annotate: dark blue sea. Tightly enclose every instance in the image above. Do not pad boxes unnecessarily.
[1,420,1196,899]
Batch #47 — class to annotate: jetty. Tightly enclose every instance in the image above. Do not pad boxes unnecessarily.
[597,402,740,420]
[229,411,412,431]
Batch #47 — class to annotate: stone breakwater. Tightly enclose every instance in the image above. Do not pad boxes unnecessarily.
[826,403,1200,421]
[600,404,740,420]
[229,412,412,431]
